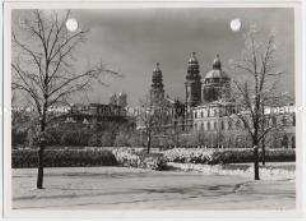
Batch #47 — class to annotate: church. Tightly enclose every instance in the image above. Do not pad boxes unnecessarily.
[149,52,295,149]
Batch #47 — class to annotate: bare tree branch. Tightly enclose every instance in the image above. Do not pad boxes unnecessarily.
[11,9,120,189]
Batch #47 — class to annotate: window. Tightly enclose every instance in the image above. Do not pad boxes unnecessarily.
[213,121,217,130]
[221,121,225,130]
[282,116,287,125]
[207,122,210,130]
[292,136,295,149]
[214,109,218,116]
[201,122,204,130]
[292,115,296,126]
[194,112,197,119]
[282,135,289,148]
[201,111,204,118]
[272,116,277,126]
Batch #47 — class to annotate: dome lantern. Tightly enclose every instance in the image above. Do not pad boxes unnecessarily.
[212,54,221,70]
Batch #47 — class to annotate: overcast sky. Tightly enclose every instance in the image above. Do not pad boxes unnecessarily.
[13,8,294,107]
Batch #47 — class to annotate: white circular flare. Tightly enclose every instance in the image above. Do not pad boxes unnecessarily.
[66,18,78,32]
[230,18,242,32]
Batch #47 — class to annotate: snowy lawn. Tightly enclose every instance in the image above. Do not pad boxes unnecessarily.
[12,165,295,210]
[168,162,295,181]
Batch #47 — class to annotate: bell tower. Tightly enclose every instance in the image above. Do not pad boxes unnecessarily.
[150,62,165,105]
[185,52,201,108]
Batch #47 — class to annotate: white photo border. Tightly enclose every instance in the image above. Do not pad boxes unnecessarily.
[2,0,305,220]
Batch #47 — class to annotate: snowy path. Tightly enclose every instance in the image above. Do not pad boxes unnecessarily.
[12,167,295,210]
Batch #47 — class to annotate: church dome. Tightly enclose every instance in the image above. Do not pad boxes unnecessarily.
[203,55,229,80]
[204,69,229,79]
[202,55,231,103]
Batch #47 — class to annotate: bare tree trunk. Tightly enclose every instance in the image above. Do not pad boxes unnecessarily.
[253,145,260,180]
[176,131,178,148]
[37,115,46,189]
[174,121,178,148]
[260,107,266,166]
[147,131,151,154]
[37,146,44,189]
[261,138,266,166]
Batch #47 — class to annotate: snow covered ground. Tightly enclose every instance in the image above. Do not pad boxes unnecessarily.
[167,162,295,180]
[12,166,295,210]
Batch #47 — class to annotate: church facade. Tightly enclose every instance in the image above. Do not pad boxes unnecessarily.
[148,52,295,149]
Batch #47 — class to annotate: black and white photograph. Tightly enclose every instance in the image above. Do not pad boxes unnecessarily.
[3,1,304,216]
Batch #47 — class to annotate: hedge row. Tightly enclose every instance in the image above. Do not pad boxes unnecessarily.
[12,148,118,168]
[12,147,167,170]
[163,148,295,164]
[12,147,295,169]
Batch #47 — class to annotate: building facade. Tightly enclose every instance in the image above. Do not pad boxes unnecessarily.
[148,52,295,148]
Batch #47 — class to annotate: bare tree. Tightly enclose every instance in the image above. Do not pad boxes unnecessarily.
[12,10,118,189]
[137,95,170,153]
[231,31,289,180]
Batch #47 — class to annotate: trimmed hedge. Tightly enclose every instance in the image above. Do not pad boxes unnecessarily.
[163,148,295,164]
[12,147,168,170]
[12,148,118,168]
[13,147,294,169]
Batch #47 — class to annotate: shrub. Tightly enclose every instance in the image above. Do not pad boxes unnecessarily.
[112,148,168,170]
[163,148,214,164]
[163,148,295,165]
[153,156,168,171]
[112,148,141,167]
[114,132,132,147]
[12,148,118,168]
[12,147,169,170]
[167,162,295,180]
[59,129,91,147]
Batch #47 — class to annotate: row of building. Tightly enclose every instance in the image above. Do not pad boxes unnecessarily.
[13,52,295,149]
[148,52,295,148]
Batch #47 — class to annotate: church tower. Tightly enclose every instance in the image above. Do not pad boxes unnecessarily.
[202,54,231,103]
[185,52,201,108]
[150,62,165,105]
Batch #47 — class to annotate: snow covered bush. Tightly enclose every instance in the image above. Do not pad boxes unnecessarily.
[112,148,168,170]
[112,148,141,168]
[163,148,295,164]
[167,162,295,181]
